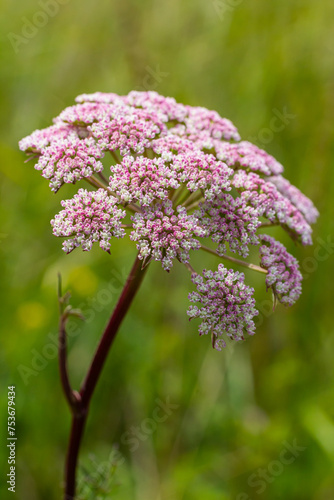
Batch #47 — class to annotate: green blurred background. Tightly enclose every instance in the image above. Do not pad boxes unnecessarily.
[1,0,334,498]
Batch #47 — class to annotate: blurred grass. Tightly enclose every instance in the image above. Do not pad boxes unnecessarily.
[1,0,334,498]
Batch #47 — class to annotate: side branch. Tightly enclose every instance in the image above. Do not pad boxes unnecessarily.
[200,244,268,274]
[58,317,81,411]
[58,274,82,414]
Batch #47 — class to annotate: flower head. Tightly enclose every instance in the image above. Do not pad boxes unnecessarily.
[130,200,206,271]
[51,189,125,253]
[20,90,318,349]
[188,265,258,350]
[214,141,284,176]
[197,193,260,258]
[259,234,303,306]
[109,155,178,206]
[232,170,313,245]
[35,136,104,192]
[269,175,319,224]
[89,105,166,156]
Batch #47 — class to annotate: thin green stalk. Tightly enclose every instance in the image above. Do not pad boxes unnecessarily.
[171,184,187,205]
[111,150,120,164]
[200,244,268,274]
[181,190,202,208]
[185,197,205,212]
[259,221,279,228]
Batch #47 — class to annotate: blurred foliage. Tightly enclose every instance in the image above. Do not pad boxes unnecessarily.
[1,0,334,498]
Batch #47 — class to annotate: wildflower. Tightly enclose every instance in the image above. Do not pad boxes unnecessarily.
[269,175,319,224]
[130,200,206,271]
[20,90,318,348]
[214,141,284,176]
[89,105,166,156]
[188,265,258,350]
[259,234,303,306]
[232,170,313,245]
[109,155,179,206]
[197,193,260,258]
[19,123,72,155]
[51,189,125,253]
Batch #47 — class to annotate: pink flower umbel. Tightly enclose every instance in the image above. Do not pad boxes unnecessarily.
[188,265,258,350]
[20,90,319,500]
[20,90,319,347]
[51,188,126,253]
[259,234,303,306]
[130,200,206,271]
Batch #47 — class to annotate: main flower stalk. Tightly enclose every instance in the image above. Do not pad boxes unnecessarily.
[59,254,148,499]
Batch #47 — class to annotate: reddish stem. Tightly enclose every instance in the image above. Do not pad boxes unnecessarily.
[59,316,80,410]
[63,413,87,500]
[62,254,148,500]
